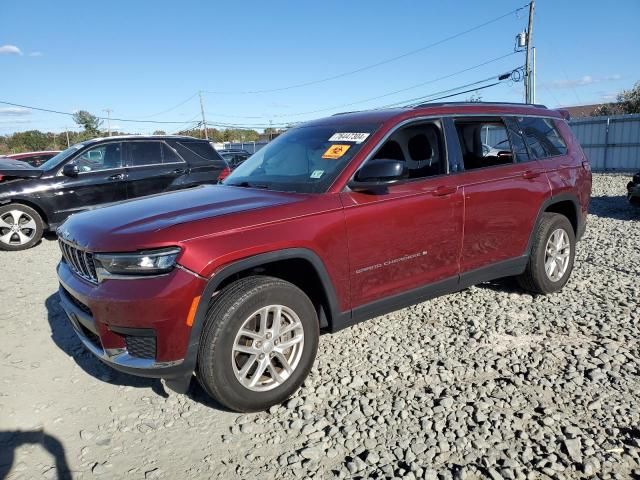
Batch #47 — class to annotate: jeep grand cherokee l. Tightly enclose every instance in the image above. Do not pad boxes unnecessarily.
[56,103,591,412]
[0,135,226,250]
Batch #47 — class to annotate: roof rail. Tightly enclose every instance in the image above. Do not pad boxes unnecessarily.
[412,101,548,109]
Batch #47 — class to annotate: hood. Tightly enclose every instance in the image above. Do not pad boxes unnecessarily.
[60,184,307,250]
[0,158,43,179]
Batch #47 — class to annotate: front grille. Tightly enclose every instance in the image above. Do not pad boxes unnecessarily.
[125,335,156,360]
[59,240,98,284]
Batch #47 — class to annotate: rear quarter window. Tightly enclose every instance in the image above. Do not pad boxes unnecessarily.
[517,117,568,158]
[175,141,224,166]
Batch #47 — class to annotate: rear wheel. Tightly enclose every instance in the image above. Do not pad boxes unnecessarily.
[197,276,319,412]
[0,204,44,251]
[517,213,575,294]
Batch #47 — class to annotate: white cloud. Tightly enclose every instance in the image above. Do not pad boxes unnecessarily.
[0,107,31,116]
[0,44,22,55]
[545,74,622,90]
[28,51,43,57]
[0,119,31,125]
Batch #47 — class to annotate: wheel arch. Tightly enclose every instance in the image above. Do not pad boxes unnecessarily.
[526,193,581,255]
[0,198,50,228]
[181,248,346,374]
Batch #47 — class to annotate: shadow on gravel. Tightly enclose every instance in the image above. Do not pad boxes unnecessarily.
[44,293,231,411]
[475,276,527,295]
[0,429,71,480]
[44,293,167,397]
[589,195,640,221]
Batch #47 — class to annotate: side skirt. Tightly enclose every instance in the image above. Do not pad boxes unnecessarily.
[332,255,528,333]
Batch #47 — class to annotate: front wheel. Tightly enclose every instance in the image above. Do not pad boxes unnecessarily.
[197,276,319,412]
[517,213,576,294]
[0,204,44,251]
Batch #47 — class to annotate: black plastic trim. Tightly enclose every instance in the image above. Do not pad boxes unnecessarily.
[109,325,155,337]
[526,192,583,251]
[343,255,529,332]
[180,248,348,377]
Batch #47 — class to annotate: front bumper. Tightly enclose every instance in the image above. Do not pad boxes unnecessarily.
[57,260,206,380]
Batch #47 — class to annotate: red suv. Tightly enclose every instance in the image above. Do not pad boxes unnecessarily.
[56,103,591,412]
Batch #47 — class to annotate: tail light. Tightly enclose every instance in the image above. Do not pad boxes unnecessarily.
[217,166,231,182]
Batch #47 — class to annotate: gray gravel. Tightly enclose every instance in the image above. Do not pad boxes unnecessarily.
[1,173,639,479]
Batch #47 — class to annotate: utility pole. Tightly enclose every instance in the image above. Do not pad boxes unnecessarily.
[103,108,113,136]
[65,126,70,147]
[199,91,209,140]
[524,0,535,103]
[532,47,536,104]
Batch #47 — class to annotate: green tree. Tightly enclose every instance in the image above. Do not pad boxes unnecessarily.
[591,81,640,116]
[72,110,103,136]
[6,130,50,151]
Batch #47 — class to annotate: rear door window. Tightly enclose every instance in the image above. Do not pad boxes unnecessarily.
[454,119,515,171]
[127,141,163,167]
[504,118,530,162]
[517,117,568,159]
[161,143,184,164]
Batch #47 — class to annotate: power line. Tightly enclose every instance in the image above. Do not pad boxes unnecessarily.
[136,92,199,118]
[202,3,530,95]
[257,52,519,119]
[0,100,204,125]
[380,69,521,108]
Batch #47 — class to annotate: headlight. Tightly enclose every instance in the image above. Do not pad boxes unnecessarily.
[94,247,181,279]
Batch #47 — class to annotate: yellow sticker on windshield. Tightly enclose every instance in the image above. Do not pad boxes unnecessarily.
[322,144,351,159]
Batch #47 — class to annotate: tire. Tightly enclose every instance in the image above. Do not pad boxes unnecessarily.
[197,276,319,412]
[517,213,576,294]
[0,203,44,251]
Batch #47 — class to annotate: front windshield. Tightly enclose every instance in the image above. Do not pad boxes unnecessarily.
[224,123,379,193]
[39,143,86,171]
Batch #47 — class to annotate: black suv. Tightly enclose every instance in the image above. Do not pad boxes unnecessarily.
[0,135,226,250]
[217,148,252,169]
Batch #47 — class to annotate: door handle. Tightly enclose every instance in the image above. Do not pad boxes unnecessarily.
[522,170,541,180]
[432,185,457,197]
[108,173,125,181]
[172,168,186,175]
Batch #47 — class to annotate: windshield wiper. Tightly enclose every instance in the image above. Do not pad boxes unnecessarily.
[228,181,270,189]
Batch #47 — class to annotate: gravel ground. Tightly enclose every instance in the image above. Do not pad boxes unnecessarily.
[1,173,639,480]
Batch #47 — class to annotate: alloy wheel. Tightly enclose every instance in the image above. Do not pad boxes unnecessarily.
[231,305,305,392]
[544,228,571,282]
[0,210,37,246]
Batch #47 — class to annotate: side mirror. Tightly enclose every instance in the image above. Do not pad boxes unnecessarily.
[348,159,407,193]
[62,162,79,177]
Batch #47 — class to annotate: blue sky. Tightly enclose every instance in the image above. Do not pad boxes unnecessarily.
[1,0,638,135]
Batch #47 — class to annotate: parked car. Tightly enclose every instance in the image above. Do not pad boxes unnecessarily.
[56,102,591,411]
[7,150,61,167]
[216,149,252,181]
[0,135,226,250]
[627,171,640,205]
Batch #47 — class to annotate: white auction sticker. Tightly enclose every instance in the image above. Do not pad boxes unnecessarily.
[328,132,370,144]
